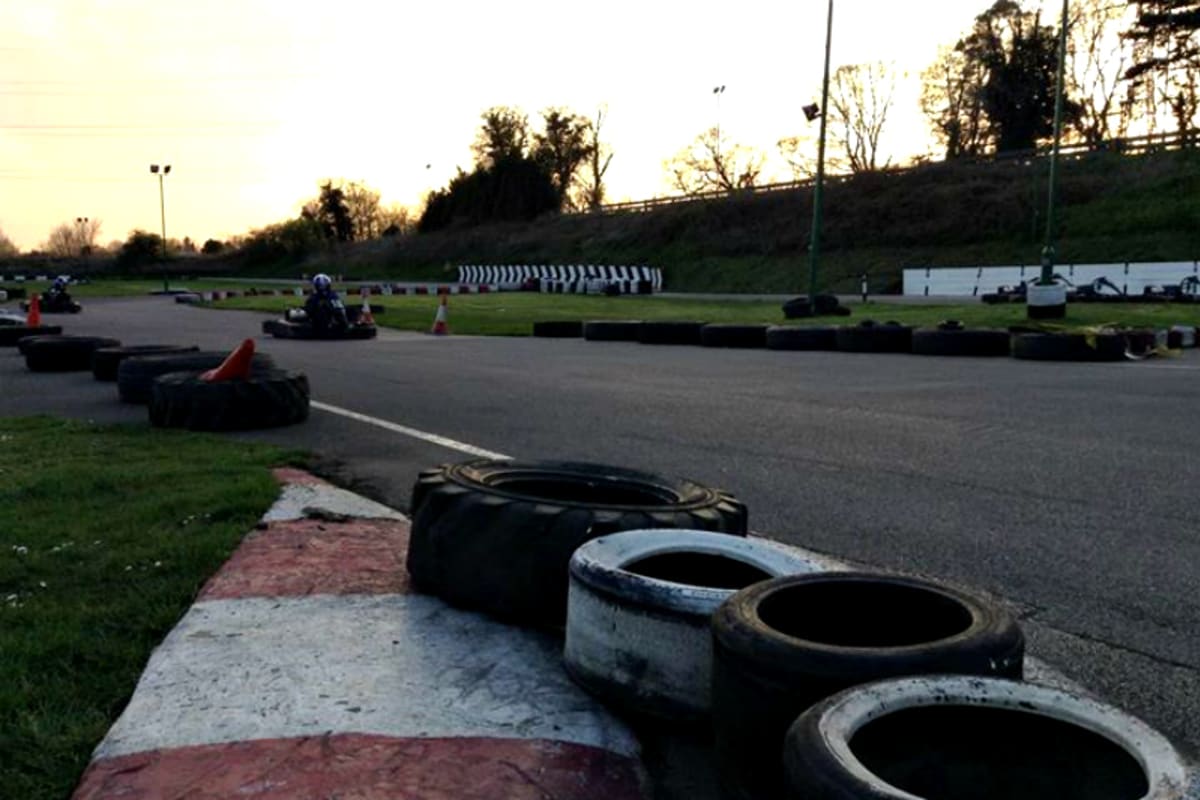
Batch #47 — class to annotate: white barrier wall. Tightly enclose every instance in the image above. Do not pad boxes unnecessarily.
[458,264,662,292]
[903,261,1200,296]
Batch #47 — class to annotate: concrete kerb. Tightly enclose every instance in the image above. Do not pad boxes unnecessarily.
[72,468,647,800]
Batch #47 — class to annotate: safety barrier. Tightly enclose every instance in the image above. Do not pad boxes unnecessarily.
[903,261,1200,297]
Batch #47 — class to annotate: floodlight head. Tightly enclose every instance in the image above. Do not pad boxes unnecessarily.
[150,164,159,173]
[164,165,171,174]
[803,103,822,122]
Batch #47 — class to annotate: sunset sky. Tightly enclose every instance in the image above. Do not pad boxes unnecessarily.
[1,0,997,251]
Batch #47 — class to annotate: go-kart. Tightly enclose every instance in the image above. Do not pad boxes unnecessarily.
[261,301,377,340]
[20,292,82,314]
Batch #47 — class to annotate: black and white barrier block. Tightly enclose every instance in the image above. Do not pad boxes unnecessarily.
[458,264,663,293]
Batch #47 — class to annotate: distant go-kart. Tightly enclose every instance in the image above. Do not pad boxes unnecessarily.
[261,302,377,340]
[20,293,83,314]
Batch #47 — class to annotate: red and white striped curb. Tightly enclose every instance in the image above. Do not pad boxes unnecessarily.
[73,468,646,800]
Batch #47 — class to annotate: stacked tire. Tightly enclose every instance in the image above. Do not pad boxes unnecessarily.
[23,336,121,372]
[149,370,310,431]
[117,350,276,403]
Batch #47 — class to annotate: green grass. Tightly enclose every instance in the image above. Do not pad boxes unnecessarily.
[0,418,303,799]
[56,279,269,299]
[213,292,1200,336]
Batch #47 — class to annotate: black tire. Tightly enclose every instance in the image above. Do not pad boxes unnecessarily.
[1,287,27,300]
[1123,329,1157,356]
[24,336,121,372]
[766,326,838,351]
[836,322,914,353]
[583,320,643,341]
[0,325,62,347]
[406,459,748,629]
[117,351,276,404]
[92,345,200,382]
[813,294,842,315]
[911,328,1011,357]
[18,334,64,356]
[638,320,706,346]
[1011,332,1126,361]
[711,572,1024,800]
[148,369,309,431]
[781,298,814,319]
[532,320,584,338]
[700,324,769,348]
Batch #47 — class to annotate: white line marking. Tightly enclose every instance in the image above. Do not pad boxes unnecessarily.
[312,401,510,460]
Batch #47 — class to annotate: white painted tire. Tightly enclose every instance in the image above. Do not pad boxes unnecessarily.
[564,529,831,720]
[1027,283,1067,319]
[784,675,1195,800]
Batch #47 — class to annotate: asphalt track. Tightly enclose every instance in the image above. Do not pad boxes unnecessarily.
[2,297,1198,762]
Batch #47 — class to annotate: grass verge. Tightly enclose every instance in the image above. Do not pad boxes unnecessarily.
[0,417,304,799]
[212,292,1200,336]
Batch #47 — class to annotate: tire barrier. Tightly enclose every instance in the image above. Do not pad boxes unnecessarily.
[583,320,643,342]
[117,351,276,404]
[0,286,27,300]
[711,572,1024,800]
[91,345,200,382]
[910,321,1011,357]
[1171,325,1197,348]
[784,676,1191,800]
[532,320,584,338]
[0,325,62,347]
[148,369,310,432]
[261,319,377,340]
[637,320,707,346]
[766,326,839,351]
[782,294,846,319]
[564,529,830,721]
[1011,332,1127,362]
[835,321,914,353]
[700,324,770,349]
[23,336,121,372]
[406,460,748,629]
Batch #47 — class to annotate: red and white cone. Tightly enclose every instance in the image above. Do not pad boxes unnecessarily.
[359,289,374,325]
[430,294,449,336]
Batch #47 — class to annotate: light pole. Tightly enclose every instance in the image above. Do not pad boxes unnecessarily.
[713,85,726,159]
[807,0,834,304]
[1030,0,1070,319]
[74,217,89,259]
[150,164,171,292]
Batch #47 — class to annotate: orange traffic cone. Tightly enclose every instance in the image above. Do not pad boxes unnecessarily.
[200,338,256,382]
[26,294,41,328]
[359,289,375,325]
[430,293,449,336]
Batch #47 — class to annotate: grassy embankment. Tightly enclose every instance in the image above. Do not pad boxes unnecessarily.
[267,148,1200,293]
[0,417,302,800]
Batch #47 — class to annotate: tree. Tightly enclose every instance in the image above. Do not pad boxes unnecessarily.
[666,128,766,195]
[0,227,18,258]
[1067,0,1136,143]
[921,43,991,158]
[418,158,559,233]
[302,181,354,242]
[41,218,101,257]
[777,132,819,180]
[114,230,163,272]
[923,1,1076,155]
[532,108,593,209]
[343,181,384,240]
[1125,1,1200,135]
[829,62,898,172]
[201,238,225,255]
[378,204,414,236]
[578,106,614,209]
[471,106,530,168]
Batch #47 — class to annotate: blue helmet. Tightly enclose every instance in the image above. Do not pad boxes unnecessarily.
[52,275,69,290]
[312,273,332,291]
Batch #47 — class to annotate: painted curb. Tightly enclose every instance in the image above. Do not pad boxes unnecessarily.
[72,468,648,800]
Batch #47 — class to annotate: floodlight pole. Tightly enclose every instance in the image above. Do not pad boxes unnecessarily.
[1040,0,1069,285]
[150,164,171,292]
[807,0,834,303]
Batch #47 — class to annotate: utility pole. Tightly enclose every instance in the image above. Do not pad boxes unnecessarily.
[807,0,834,304]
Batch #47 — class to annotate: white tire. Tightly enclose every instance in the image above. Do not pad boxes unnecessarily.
[565,528,832,720]
[785,675,1195,800]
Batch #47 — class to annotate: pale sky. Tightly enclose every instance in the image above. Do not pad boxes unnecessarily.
[1,0,994,251]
